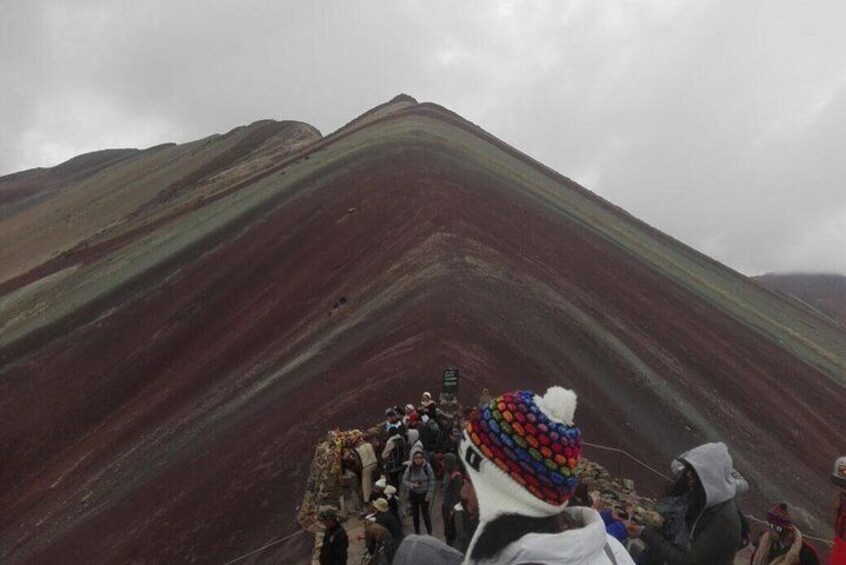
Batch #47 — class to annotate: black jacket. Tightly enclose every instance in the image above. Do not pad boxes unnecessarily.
[375,510,405,562]
[319,523,349,565]
[641,498,741,564]
[442,471,463,511]
[451,507,478,555]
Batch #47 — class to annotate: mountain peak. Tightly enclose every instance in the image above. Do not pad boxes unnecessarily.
[0,97,842,563]
[388,93,418,104]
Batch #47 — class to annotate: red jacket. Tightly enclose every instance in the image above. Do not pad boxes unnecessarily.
[832,493,846,564]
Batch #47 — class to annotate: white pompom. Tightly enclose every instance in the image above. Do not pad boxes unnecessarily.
[534,386,577,425]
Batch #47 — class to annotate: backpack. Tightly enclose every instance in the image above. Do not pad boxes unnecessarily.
[385,436,406,474]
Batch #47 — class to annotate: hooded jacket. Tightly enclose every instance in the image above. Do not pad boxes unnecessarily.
[393,534,464,565]
[319,522,348,565]
[402,454,435,498]
[406,428,424,456]
[472,506,634,564]
[641,442,743,564]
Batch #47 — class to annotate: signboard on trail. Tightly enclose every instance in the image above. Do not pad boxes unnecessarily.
[442,368,459,395]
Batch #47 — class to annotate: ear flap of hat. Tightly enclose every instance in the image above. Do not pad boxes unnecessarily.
[458,431,565,522]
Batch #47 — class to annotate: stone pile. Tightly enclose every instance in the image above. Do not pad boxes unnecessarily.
[297,427,381,534]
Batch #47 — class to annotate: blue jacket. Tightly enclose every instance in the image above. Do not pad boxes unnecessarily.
[600,510,628,543]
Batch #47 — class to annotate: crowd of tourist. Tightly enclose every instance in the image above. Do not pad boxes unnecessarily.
[318,386,846,565]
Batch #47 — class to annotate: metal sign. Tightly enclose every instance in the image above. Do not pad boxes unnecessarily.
[442,368,459,395]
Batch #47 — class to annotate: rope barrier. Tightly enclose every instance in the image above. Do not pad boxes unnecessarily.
[222,529,306,565]
[581,441,672,481]
[582,441,833,548]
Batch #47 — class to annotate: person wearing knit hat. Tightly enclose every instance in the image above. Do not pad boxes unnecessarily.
[750,502,820,565]
[458,386,634,564]
[625,442,745,564]
[831,455,846,565]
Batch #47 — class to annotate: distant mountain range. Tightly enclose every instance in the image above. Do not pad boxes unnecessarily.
[755,273,846,326]
[1,95,843,563]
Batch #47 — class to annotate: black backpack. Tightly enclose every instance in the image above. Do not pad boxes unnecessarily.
[385,436,406,473]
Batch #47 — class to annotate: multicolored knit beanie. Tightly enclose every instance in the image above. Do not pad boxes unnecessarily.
[767,502,793,530]
[459,386,581,524]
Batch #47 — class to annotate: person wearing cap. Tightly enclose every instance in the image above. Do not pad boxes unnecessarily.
[369,497,404,562]
[318,508,348,565]
[831,455,846,565]
[625,442,747,564]
[750,502,820,564]
[458,386,634,563]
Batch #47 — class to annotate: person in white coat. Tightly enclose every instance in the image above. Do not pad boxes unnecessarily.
[457,386,634,564]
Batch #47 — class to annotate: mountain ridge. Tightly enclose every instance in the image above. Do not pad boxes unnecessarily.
[0,96,843,563]
[754,273,846,326]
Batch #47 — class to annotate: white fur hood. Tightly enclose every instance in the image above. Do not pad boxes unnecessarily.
[470,507,634,564]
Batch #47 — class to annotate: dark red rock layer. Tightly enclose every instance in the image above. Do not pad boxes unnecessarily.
[0,100,842,563]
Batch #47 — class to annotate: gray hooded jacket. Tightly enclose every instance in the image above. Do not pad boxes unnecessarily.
[402,453,435,498]
[393,534,464,565]
[641,442,743,565]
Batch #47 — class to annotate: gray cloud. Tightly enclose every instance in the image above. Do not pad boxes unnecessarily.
[1,0,844,274]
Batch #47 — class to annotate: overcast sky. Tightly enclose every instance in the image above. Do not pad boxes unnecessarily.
[2,1,845,275]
